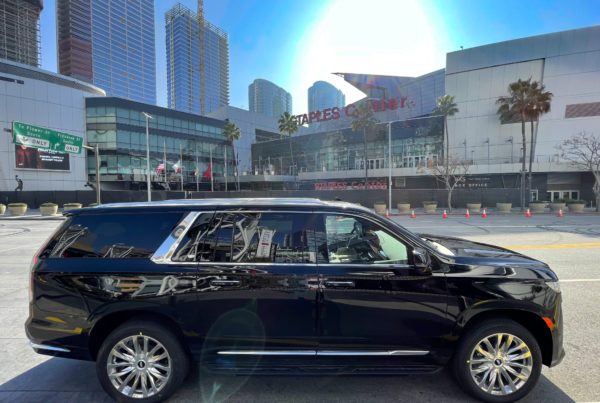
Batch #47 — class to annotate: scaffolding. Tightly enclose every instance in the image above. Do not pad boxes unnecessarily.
[0,0,42,67]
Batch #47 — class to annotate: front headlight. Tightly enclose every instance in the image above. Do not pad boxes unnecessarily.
[546,280,561,292]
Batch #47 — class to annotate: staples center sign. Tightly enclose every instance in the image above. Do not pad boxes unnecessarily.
[295,97,408,126]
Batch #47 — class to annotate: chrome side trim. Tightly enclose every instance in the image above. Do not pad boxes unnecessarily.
[316,350,429,356]
[217,350,316,356]
[29,342,70,353]
[216,350,429,357]
[151,211,202,264]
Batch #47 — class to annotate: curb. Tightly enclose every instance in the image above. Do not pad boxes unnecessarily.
[0,215,66,221]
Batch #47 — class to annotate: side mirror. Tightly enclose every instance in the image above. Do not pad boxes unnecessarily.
[412,248,432,274]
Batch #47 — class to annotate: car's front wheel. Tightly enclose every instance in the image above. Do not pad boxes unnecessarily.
[96,319,190,403]
[453,319,542,402]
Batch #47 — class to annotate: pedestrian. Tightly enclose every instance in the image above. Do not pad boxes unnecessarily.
[14,176,23,191]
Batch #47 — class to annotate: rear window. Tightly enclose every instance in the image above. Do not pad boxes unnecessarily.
[42,212,183,258]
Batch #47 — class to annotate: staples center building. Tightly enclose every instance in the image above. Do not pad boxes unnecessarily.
[251,25,600,202]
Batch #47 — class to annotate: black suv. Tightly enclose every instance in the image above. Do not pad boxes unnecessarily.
[25,198,563,402]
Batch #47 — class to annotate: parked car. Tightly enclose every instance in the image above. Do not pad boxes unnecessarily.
[25,198,563,402]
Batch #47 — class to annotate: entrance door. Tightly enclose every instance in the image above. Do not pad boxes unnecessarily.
[315,213,451,360]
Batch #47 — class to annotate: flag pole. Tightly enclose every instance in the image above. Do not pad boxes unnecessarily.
[179,142,183,192]
[225,146,228,192]
[163,138,167,189]
[210,144,213,192]
[195,143,199,192]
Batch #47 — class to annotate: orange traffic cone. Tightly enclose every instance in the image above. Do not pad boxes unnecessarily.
[465,209,470,218]
[385,209,390,219]
[558,209,563,217]
[410,210,416,219]
[482,208,487,218]
[526,208,531,217]
[443,209,448,218]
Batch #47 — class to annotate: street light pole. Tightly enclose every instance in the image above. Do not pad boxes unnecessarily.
[388,122,392,214]
[142,112,153,202]
[82,144,101,204]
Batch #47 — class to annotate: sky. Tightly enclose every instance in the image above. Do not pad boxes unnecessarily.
[39,0,600,114]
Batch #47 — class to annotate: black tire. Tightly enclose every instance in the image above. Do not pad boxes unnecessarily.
[452,319,542,403]
[96,319,190,403]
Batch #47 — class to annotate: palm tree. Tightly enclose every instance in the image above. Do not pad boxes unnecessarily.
[278,112,298,175]
[526,82,553,194]
[350,102,378,184]
[496,78,533,211]
[223,121,241,191]
[433,95,459,176]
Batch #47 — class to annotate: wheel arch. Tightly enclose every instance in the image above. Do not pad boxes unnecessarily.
[459,309,553,366]
[88,309,190,361]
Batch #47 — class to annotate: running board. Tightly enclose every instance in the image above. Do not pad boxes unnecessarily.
[217,350,429,356]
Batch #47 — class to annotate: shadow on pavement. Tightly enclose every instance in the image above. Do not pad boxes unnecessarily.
[0,358,575,403]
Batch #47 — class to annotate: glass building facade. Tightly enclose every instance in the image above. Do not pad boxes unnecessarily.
[165,3,229,115]
[85,97,232,190]
[308,81,345,112]
[57,0,156,104]
[0,0,42,67]
[251,116,443,176]
[248,79,292,118]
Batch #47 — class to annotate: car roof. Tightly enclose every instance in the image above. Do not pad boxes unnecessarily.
[75,198,372,213]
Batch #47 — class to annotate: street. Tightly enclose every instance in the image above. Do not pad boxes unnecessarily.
[0,214,598,402]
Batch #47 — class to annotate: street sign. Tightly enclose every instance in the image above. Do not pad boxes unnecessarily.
[12,121,83,154]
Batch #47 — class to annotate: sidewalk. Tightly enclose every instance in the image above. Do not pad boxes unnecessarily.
[0,209,66,220]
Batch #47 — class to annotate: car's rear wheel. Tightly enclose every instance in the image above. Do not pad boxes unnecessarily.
[96,319,190,402]
[453,319,542,402]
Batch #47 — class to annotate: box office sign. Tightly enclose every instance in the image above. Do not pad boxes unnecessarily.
[13,121,83,154]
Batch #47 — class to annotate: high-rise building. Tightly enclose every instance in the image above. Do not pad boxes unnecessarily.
[165,3,229,116]
[248,79,292,118]
[56,0,156,104]
[308,81,345,112]
[0,0,42,66]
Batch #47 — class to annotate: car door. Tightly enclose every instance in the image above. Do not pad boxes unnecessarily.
[170,210,320,363]
[315,212,452,364]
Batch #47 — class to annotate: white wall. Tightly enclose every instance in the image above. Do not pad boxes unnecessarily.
[0,62,104,191]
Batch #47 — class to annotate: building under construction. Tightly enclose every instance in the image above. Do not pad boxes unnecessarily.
[165,1,229,115]
[0,0,42,66]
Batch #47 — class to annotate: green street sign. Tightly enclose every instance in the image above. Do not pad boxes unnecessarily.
[12,121,83,154]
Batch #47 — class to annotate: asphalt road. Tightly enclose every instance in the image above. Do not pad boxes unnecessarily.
[0,214,598,402]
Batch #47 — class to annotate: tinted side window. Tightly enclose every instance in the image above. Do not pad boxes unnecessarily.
[47,212,182,258]
[173,212,317,263]
[322,214,408,264]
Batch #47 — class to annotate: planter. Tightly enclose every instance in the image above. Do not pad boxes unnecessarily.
[40,205,58,216]
[0,204,5,215]
[567,203,585,213]
[529,203,546,213]
[550,202,566,212]
[496,203,512,213]
[423,202,438,214]
[466,203,481,213]
[374,202,387,215]
[63,203,82,211]
[397,203,411,213]
[8,204,27,216]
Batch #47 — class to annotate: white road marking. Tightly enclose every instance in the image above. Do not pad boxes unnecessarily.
[560,279,600,283]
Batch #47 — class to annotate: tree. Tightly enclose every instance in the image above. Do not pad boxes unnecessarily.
[278,112,298,176]
[433,95,459,175]
[557,132,600,211]
[350,102,378,184]
[223,121,241,191]
[526,82,553,193]
[496,78,533,211]
[421,157,470,212]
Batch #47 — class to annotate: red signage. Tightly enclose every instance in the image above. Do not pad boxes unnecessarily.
[295,97,407,126]
[314,181,388,191]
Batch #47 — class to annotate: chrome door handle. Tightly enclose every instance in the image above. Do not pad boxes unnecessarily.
[325,280,355,288]
[210,280,240,286]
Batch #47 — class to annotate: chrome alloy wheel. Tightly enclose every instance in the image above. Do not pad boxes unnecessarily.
[107,334,172,399]
[469,332,533,396]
